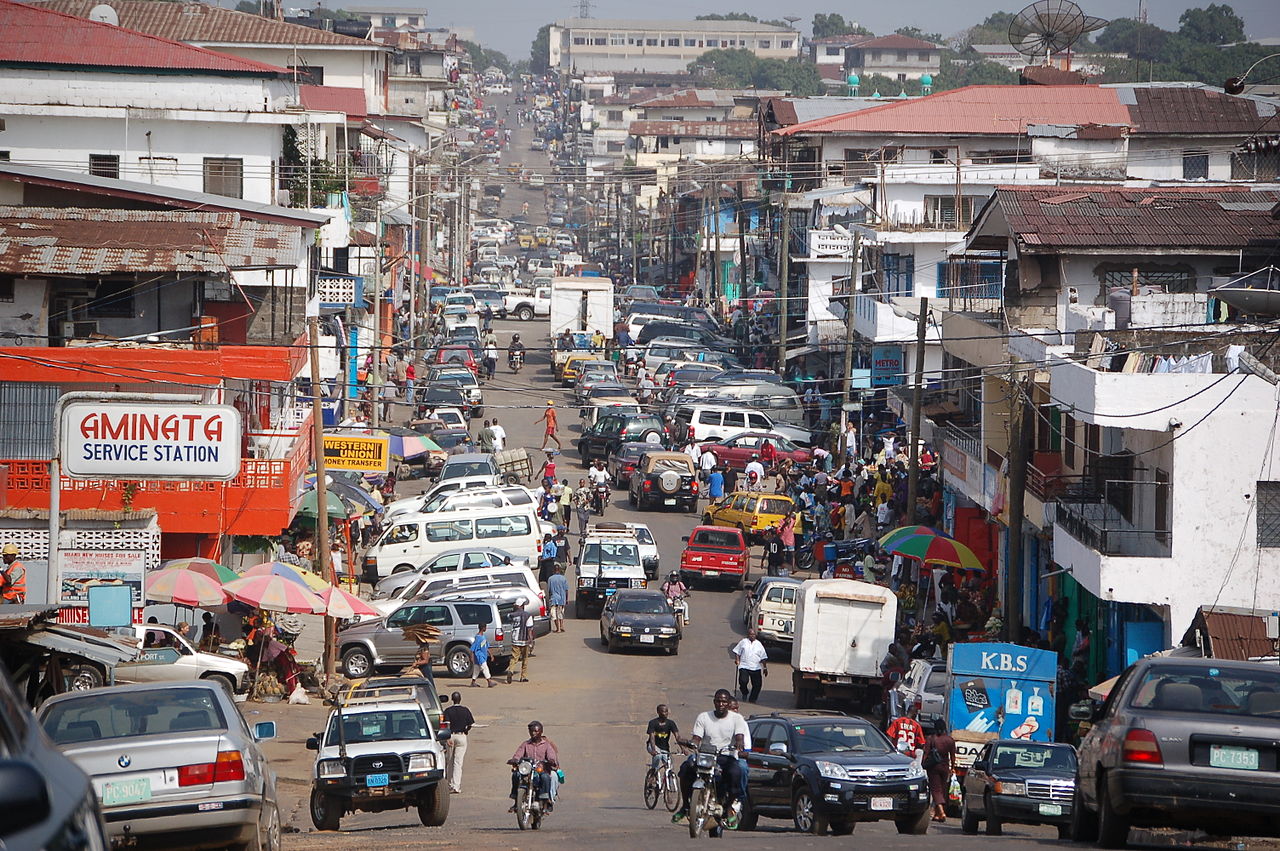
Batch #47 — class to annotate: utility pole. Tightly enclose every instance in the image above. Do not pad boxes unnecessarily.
[710,192,721,306]
[307,316,336,684]
[777,199,790,374]
[905,296,928,516]
[736,180,748,300]
[1004,379,1032,642]
[840,234,862,448]
[370,219,383,429]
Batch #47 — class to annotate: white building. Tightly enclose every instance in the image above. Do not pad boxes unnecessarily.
[810,33,942,88]
[549,17,799,74]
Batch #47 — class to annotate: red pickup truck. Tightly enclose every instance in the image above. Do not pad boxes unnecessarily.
[678,525,749,589]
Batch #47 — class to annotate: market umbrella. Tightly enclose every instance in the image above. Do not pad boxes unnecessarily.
[160,556,238,584]
[222,574,326,614]
[887,534,986,572]
[318,586,381,619]
[328,480,383,514]
[242,561,330,592]
[145,568,229,607]
[878,525,953,549]
[367,428,433,460]
[297,487,351,519]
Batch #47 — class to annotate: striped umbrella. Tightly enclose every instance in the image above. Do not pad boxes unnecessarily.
[160,557,238,584]
[242,561,330,592]
[878,525,952,549]
[145,568,229,608]
[318,586,381,619]
[887,534,986,572]
[222,574,326,614]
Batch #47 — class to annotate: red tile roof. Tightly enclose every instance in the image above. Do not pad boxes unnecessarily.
[628,119,756,139]
[299,85,367,118]
[0,0,287,74]
[988,185,1280,252]
[35,0,377,46]
[777,85,1131,136]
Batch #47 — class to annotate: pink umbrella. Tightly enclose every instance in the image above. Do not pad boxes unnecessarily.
[145,567,229,608]
[222,574,325,614]
[242,561,329,592]
[318,586,381,619]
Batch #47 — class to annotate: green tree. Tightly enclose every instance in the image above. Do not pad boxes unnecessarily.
[812,13,870,39]
[463,40,509,73]
[1178,4,1246,44]
[234,1,258,12]
[529,23,551,74]
[895,26,944,44]
[688,49,821,95]
[696,12,758,21]
[1096,18,1176,62]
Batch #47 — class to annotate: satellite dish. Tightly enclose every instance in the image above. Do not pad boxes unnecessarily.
[1008,0,1107,62]
[88,3,119,24]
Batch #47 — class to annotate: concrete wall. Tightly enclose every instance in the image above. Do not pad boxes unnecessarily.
[1127,138,1234,182]
[208,46,385,114]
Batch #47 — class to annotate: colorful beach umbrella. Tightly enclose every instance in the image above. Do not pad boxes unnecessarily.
[145,568,229,608]
[242,560,331,592]
[160,557,238,584]
[222,574,326,614]
[878,525,952,549]
[318,586,381,619]
[887,534,986,572]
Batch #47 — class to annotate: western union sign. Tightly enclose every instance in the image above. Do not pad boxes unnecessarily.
[322,435,390,472]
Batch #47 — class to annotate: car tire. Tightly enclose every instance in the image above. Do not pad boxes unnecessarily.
[341,646,372,679]
[830,818,854,836]
[960,792,980,834]
[628,490,637,507]
[1058,824,1073,840]
[391,564,415,574]
[1071,783,1098,842]
[242,798,281,851]
[1096,776,1130,848]
[984,794,1002,835]
[445,646,473,677]
[795,686,815,709]
[701,514,713,525]
[489,656,511,675]
[576,599,588,619]
[739,798,760,831]
[310,788,342,832]
[66,662,104,691]
[895,806,931,835]
[201,673,236,696]
[606,634,617,653]
[667,643,679,656]
[517,306,534,321]
[792,787,829,835]
[418,783,450,827]
[472,407,483,419]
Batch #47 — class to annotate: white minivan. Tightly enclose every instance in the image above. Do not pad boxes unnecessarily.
[362,505,543,580]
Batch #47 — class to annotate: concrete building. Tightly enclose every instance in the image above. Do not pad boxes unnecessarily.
[548,17,799,73]
[810,33,942,89]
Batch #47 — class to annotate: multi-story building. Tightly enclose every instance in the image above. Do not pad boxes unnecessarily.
[810,33,942,89]
[548,17,799,73]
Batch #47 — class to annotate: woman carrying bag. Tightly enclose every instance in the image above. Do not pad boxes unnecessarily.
[922,717,957,823]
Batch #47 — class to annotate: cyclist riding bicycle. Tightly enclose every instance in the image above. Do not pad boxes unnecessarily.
[646,703,679,770]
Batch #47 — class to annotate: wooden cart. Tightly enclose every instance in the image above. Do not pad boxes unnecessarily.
[495,447,533,483]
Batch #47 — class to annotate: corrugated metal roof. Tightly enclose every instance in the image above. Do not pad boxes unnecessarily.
[0,0,288,74]
[300,84,367,118]
[0,605,55,631]
[990,185,1280,252]
[636,88,727,108]
[1117,84,1277,134]
[36,0,380,47]
[628,120,756,138]
[0,207,303,275]
[1199,609,1274,661]
[812,33,940,49]
[776,85,1132,136]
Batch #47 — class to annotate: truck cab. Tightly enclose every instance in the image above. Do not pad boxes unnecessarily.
[574,526,647,618]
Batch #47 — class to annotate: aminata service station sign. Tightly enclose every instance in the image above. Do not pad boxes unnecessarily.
[60,401,242,481]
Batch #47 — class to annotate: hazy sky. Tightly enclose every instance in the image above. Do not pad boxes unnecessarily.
[332,0,1280,58]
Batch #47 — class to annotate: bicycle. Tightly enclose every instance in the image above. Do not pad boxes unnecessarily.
[643,750,680,812]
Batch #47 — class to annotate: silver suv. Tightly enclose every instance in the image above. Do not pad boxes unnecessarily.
[338,598,512,679]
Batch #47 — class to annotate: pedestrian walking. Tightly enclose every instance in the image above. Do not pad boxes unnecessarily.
[557,479,574,526]
[537,401,561,450]
[923,718,957,822]
[490,417,507,452]
[443,692,475,794]
[730,628,768,702]
[537,533,557,584]
[476,420,497,454]
[508,598,534,683]
[547,565,569,633]
[573,478,592,536]
[469,622,496,687]
[886,701,927,763]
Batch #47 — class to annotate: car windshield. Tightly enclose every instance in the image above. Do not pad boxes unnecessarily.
[633,527,655,545]
[691,529,741,549]
[792,722,891,755]
[649,457,692,473]
[1128,665,1280,717]
[617,597,671,615]
[440,461,495,480]
[43,687,227,744]
[582,543,640,566]
[327,709,429,744]
[431,432,470,449]
[990,744,1077,770]
[757,497,792,515]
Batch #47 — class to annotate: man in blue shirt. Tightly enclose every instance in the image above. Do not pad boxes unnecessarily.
[547,565,569,633]
[707,466,725,504]
[469,622,495,688]
[538,533,558,584]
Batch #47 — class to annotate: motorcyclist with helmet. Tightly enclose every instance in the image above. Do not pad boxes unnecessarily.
[508,333,526,372]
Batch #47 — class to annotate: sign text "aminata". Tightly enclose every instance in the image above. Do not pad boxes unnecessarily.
[78,412,226,443]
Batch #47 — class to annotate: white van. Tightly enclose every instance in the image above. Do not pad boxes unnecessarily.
[362,506,543,580]
[672,403,811,446]
[384,485,536,521]
[366,563,543,620]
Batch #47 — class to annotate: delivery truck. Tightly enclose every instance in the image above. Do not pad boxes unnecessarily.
[790,579,897,711]
[549,276,613,341]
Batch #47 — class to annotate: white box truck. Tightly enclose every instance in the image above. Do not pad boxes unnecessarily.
[549,276,613,340]
[791,579,897,712]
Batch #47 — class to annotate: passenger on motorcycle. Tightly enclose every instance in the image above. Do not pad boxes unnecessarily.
[508,721,560,812]
[671,689,747,828]
[661,572,687,602]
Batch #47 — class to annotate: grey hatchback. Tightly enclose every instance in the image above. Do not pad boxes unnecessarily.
[1071,656,1280,847]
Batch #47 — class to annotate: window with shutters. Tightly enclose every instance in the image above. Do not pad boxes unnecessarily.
[1258,481,1280,547]
[924,195,980,226]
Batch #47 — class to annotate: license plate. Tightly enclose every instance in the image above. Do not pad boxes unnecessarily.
[664,498,676,506]
[365,773,389,788]
[640,634,655,643]
[704,570,719,577]
[1039,803,1063,816]
[101,777,152,807]
[835,676,853,684]
[870,796,894,811]
[1210,744,1259,770]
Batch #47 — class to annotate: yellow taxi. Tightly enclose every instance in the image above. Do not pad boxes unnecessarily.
[702,491,795,544]
[517,233,535,249]
[558,352,597,386]
[534,226,552,246]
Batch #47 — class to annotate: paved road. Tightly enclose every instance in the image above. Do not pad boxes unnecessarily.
[254,92,1218,850]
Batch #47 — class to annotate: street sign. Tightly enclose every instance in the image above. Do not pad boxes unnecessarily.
[322,435,390,472]
[871,346,905,387]
[60,402,241,481]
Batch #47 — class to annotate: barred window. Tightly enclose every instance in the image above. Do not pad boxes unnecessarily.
[1259,481,1280,547]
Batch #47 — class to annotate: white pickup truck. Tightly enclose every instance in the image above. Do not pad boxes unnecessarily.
[504,286,550,321]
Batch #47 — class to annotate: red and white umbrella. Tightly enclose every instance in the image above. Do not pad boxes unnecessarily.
[317,586,381,620]
[222,574,325,614]
[145,567,229,608]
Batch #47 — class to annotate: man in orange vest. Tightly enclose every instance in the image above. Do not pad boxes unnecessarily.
[1,543,26,604]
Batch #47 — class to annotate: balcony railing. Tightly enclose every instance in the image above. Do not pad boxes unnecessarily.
[1055,479,1171,558]
[940,422,981,459]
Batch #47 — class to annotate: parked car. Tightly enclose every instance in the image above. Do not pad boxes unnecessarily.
[372,546,531,597]
[572,362,620,403]
[741,710,931,835]
[607,441,651,490]
[627,450,699,512]
[698,432,812,472]
[577,412,670,464]
[384,484,535,521]
[961,739,1077,838]
[702,491,796,544]
[599,588,680,655]
[1071,656,1280,847]
[0,662,110,851]
[432,345,478,374]
[678,525,749,588]
[436,453,501,485]
[674,404,811,448]
[38,681,280,850]
[884,658,948,723]
[337,597,513,679]
[742,575,802,649]
[107,623,251,695]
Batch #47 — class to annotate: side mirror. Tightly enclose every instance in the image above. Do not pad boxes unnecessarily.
[768,742,788,756]
[254,721,277,741]
[0,760,51,836]
[305,736,320,750]
[680,535,689,543]
[1069,699,1101,722]
[436,729,453,742]
[972,760,988,772]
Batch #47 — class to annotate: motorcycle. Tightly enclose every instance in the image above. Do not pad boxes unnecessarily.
[509,350,525,373]
[688,744,729,839]
[592,480,610,515]
[513,758,547,830]
[669,593,690,628]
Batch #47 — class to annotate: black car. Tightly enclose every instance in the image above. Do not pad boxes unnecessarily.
[419,385,470,416]
[742,710,931,836]
[961,739,1077,839]
[598,589,680,655]
[577,413,670,464]
[1071,656,1280,847]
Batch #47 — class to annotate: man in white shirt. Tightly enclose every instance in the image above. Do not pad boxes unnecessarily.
[730,628,769,702]
[490,418,507,452]
[673,689,748,828]
[698,448,716,478]
[744,454,766,484]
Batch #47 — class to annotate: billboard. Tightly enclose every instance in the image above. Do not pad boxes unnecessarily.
[871,346,905,387]
[323,435,390,472]
[948,642,1058,745]
[60,402,241,481]
[58,550,146,608]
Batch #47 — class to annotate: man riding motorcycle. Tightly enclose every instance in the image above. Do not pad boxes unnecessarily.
[508,720,560,812]
[508,334,526,372]
[587,459,610,513]
[661,572,688,603]
[672,689,747,830]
